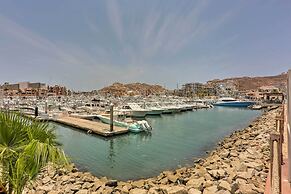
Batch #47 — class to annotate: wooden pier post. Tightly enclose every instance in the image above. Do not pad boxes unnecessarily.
[110,103,114,132]
[35,106,38,118]
[287,69,291,183]
[45,100,48,114]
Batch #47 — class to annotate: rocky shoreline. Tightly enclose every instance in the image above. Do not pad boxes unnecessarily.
[25,108,279,194]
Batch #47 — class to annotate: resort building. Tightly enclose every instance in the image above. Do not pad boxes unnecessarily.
[246,85,284,103]
[0,82,69,97]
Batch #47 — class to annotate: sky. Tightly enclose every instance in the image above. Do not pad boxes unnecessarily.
[0,0,291,91]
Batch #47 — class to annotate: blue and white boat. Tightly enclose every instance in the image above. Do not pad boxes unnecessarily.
[213,97,255,108]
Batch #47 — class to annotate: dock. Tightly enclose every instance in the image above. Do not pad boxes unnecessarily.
[53,116,129,137]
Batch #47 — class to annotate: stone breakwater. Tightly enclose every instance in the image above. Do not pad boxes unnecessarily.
[25,108,279,194]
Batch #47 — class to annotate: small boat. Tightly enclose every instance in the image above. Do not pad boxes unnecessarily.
[249,104,263,110]
[213,97,255,107]
[96,115,128,128]
[97,115,152,133]
[128,120,152,133]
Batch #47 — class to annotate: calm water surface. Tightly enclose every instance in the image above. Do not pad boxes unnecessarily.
[54,107,261,180]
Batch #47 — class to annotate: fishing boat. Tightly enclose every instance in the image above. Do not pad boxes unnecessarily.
[213,97,255,107]
[119,103,150,118]
[142,102,164,116]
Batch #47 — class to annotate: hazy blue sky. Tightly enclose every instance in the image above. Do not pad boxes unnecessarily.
[0,0,290,90]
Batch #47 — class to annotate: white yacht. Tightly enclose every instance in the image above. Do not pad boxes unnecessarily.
[143,102,164,116]
[119,103,150,118]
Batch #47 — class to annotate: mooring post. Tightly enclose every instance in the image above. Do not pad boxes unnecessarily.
[35,106,38,118]
[45,100,48,114]
[110,103,114,132]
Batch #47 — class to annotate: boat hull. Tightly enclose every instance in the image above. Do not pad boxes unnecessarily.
[213,101,255,107]
[146,109,163,115]
[129,110,148,118]
[97,115,128,127]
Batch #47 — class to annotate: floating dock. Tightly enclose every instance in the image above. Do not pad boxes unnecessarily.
[53,116,128,137]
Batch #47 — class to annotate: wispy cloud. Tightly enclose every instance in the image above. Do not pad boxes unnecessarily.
[0,14,136,89]
[99,1,237,67]
[106,0,124,42]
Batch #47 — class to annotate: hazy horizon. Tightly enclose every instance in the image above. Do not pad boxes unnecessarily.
[0,0,290,90]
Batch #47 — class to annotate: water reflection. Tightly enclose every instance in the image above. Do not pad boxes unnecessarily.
[108,139,115,168]
[104,132,153,169]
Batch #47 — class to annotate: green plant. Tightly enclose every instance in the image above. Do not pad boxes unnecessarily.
[0,112,67,194]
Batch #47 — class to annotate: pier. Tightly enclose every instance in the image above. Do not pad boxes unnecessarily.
[53,116,128,137]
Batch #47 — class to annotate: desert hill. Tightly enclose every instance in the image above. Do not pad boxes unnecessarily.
[207,73,287,91]
[99,82,167,96]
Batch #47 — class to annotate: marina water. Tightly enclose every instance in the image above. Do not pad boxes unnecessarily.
[54,107,261,180]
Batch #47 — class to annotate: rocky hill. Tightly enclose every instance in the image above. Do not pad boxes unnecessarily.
[207,73,287,91]
[99,82,167,96]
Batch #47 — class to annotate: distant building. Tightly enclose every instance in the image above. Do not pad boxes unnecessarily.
[245,85,284,103]
[48,85,68,96]
[181,83,204,96]
[262,92,284,103]
[1,82,69,97]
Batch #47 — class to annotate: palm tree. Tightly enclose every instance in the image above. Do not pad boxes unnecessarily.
[0,112,68,194]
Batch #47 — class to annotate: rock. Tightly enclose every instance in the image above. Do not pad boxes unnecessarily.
[37,185,54,192]
[176,167,187,174]
[168,174,179,183]
[204,180,213,188]
[129,188,148,194]
[218,180,231,191]
[236,172,252,181]
[208,169,226,179]
[236,183,256,194]
[203,185,218,194]
[220,150,230,158]
[216,190,231,194]
[81,173,94,182]
[167,186,187,194]
[82,182,94,189]
[75,190,88,194]
[47,191,60,194]
[148,187,160,194]
[194,167,208,177]
[186,177,205,190]
[105,180,118,187]
[131,180,145,188]
[42,176,52,184]
[230,182,239,193]
[91,179,104,191]
[70,184,81,192]
[61,175,70,182]
[188,188,202,194]
[159,177,168,184]
[244,162,264,171]
[121,184,132,193]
